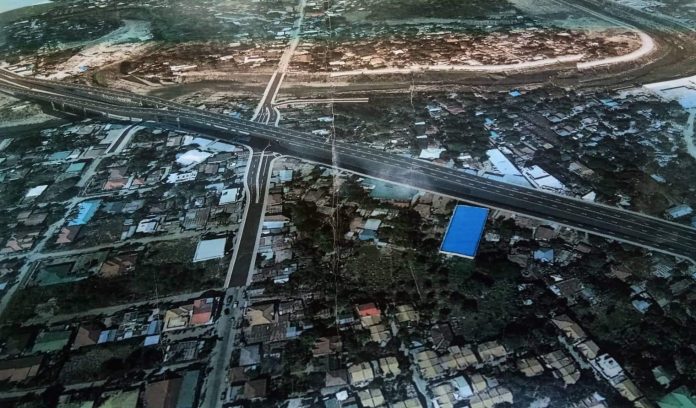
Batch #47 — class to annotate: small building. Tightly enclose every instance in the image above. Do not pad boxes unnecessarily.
[356,303,380,318]
[543,350,581,385]
[534,248,554,263]
[177,370,200,407]
[72,325,101,349]
[144,377,183,408]
[163,306,193,331]
[68,200,101,226]
[665,204,693,219]
[593,354,624,381]
[431,323,454,350]
[477,340,507,362]
[414,350,444,381]
[577,340,601,360]
[193,238,227,262]
[56,226,81,244]
[394,305,418,325]
[239,344,262,367]
[324,369,348,389]
[615,378,643,402]
[392,399,423,408]
[313,336,342,358]
[379,356,400,377]
[430,382,456,408]
[652,365,675,388]
[191,298,215,326]
[451,376,474,399]
[0,355,43,383]
[348,362,374,387]
[243,378,268,400]
[369,324,391,344]
[445,345,479,370]
[66,162,86,174]
[551,315,587,342]
[517,357,544,377]
[25,185,48,199]
[31,329,72,354]
[358,388,385,408]
[469,386,513,408]
[219,188,241,205]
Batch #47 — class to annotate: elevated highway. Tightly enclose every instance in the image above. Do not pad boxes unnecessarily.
[0,72,694,263]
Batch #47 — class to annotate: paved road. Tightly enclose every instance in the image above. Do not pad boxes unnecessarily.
[206,146,273,407]
[251,0,307,125]
[226,148,273,288]
[253,71,284,125]
[0,76,694,262]
[200,287,244,408]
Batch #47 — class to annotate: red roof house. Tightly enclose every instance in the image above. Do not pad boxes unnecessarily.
[191,298,215,326]
[356,303,381,318]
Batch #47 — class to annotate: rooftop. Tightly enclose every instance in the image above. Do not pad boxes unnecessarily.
[440,205,489,258]
[193,238,227,262]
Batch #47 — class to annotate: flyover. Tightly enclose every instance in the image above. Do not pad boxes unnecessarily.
[0,72,695,263]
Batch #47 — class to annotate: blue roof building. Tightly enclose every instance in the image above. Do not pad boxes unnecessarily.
[440,205,489,258]
[534,248,555,263]
[68,200,101,226]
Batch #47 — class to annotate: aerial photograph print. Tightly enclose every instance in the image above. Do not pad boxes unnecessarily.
[0,0,695,407]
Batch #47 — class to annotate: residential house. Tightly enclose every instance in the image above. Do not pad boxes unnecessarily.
[517,357,544,377]
[0,355,43,382]
[391,399,422,408]
[144,377,183,408]
[615,378,643,402]
[414,350,444,381]
[243,378,268,400]
[191,298,216,326]
[477,341,508,363]
[379,357,401,377]
[348,362,374,387]
[31,329,72,354]
[542,350,580,385]
[551,315,587,343]
[358,388,385,407]
[356,303,380,318]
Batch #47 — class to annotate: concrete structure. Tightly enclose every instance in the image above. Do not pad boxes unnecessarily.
[193,238,227,262]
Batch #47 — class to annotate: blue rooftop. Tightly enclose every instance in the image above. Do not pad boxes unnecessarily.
[440,205,489,258]
[534,248,554,263]
[68,200,101,226]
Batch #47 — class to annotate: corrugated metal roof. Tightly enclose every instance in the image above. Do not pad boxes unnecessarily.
[440,205,488,258]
